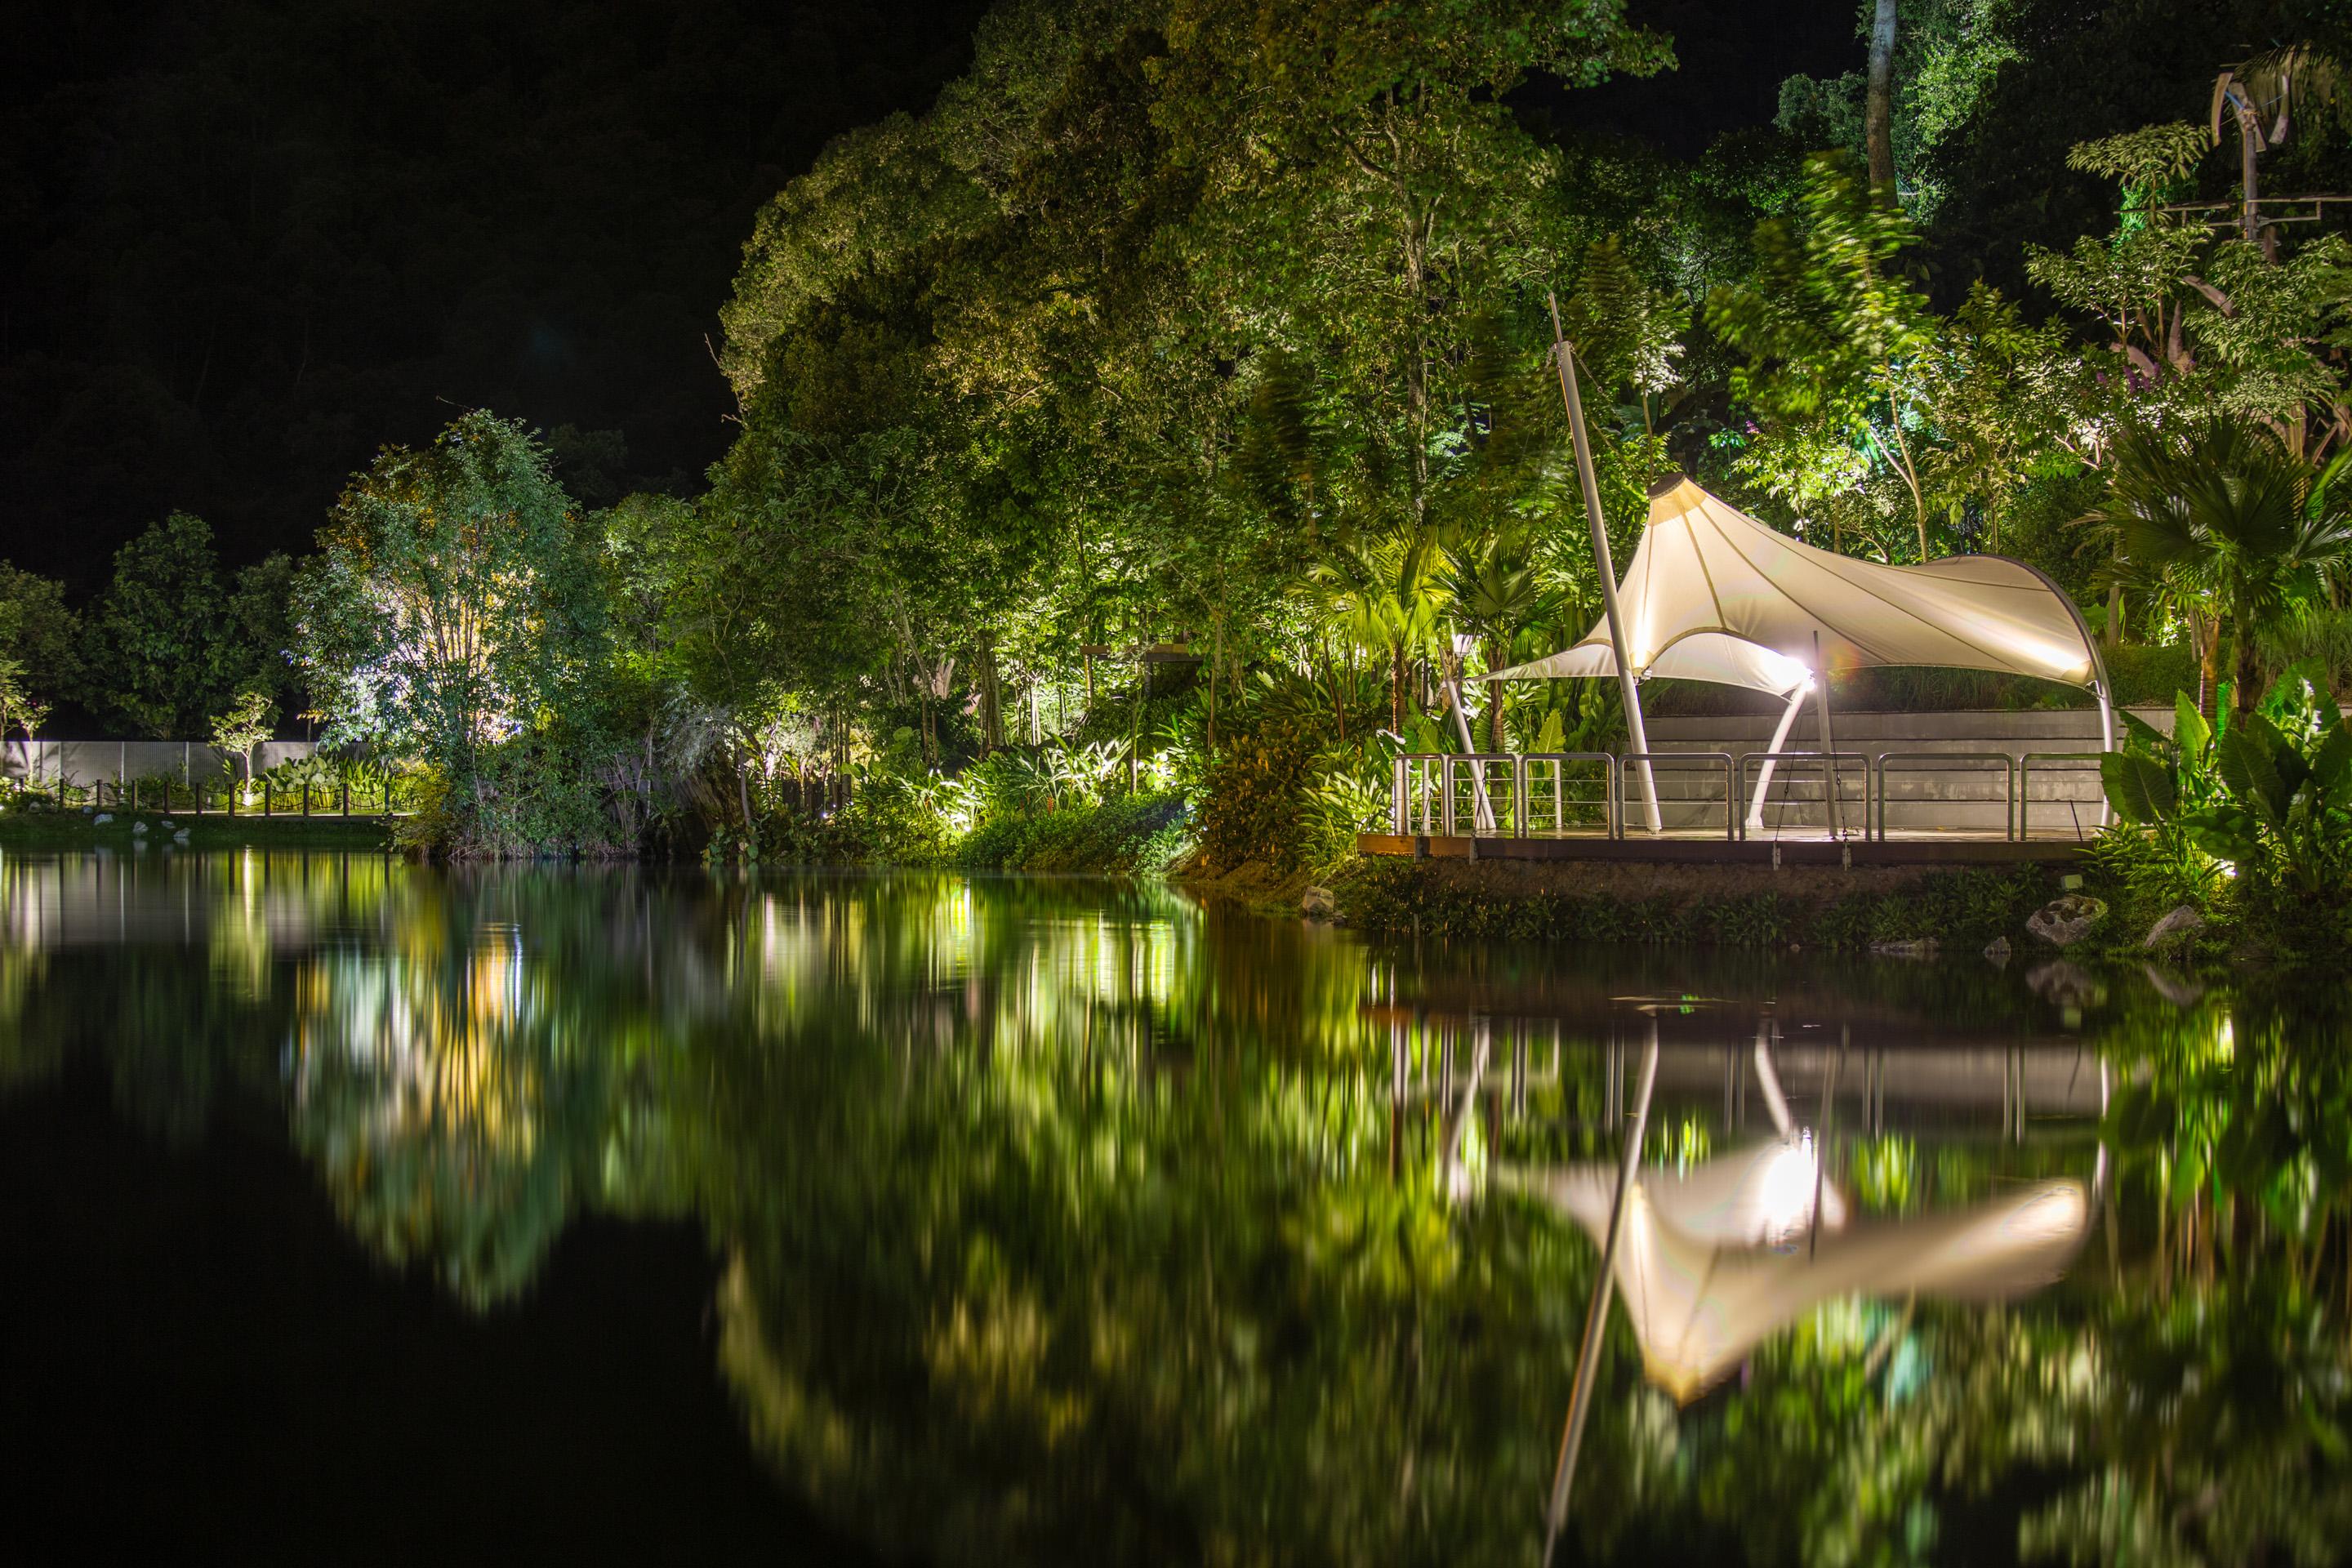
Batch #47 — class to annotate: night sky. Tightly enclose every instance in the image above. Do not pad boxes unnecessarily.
[0,0,1859,590]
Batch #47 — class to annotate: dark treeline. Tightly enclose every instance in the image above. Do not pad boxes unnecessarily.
[0,0,992,586]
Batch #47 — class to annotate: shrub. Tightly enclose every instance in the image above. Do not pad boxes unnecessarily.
[955,792,1190,874]
[2097,671,2352,957]
[1197,726,1321,875]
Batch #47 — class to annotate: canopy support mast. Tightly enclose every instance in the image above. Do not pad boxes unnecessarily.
[1442,671,1496,833]
[1543,1014,1659,1554]
[1811,632,1849,839]
[1745,681,1813,837]
[1548,292,1661,834]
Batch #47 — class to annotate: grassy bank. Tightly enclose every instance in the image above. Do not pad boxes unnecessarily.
[0,807,393,853]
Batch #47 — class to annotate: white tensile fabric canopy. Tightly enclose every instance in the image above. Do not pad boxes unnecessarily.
[1491,478,2109,704]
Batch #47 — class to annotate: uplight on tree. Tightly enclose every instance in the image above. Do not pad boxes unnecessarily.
[210,688,276,802]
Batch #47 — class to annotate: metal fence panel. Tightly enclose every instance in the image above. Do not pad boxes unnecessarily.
[1618,752,1737,840]
[1870,752,2017,841]
[2018,752,2109,840]
[1735,751,1871,840]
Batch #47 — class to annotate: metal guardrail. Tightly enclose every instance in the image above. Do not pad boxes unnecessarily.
[87,774,395,817]
[1390,754,1620,840]
[1396,755,1444,835]
[1390,748,2114,843]
[1735,751,1870,840]
[1871,752,2018,842]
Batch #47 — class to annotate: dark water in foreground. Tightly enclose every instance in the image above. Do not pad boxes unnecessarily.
[2,853,2346,1566]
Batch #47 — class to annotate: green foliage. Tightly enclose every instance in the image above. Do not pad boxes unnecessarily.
[2026,217,2352,461]
[2080,419,2352,714]
[1198,725,1325,876]
[0,564,81,723]
[82,513,230,737]
[216,553,302,709]
[2065,122,2208,211]
[1708,154,1940,558]
[955,791,1190,874]
[2097,670,2352,953]
[1773,0,2023,218]
[2260,604,2352,697]
[0,657,42,749]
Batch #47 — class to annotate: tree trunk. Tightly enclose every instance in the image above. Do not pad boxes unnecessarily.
[2230,92,2268,255]
[2234,612,2261,715]
[977,642,1004,753]
[1391,642,1408,735]
[1865,0,1899,195]
[1486,637,1508,752]
[2196,614,2220,722]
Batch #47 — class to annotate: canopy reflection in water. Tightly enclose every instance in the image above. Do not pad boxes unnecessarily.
[1524,1147,2089,1404]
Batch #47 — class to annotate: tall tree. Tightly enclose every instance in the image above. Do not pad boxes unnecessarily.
[296,412,610,844]
[1709,154,1939,559]
[0,565,82,727]
[82,513,227,737]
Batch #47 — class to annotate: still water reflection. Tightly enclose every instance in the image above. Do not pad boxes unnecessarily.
[1,851,2345,1565]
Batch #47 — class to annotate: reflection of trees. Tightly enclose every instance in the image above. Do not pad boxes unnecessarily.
[638,875,1603,1563]
[1998,983,2352,1567]
[1636,980,2352,1568]
[0,945,52,1094]
[285,871,700,1307]
[23,862,2352,1566]
[689,1022,1589,1564]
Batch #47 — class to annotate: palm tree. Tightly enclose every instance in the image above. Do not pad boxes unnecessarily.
[2081,419,2352,716]
[1442,528,1562,751]
[1307,526,1450,735]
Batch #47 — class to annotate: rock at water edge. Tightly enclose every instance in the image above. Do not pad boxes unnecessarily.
[2026,893,2106,948]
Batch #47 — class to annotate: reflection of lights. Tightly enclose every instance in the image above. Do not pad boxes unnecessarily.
[1757,1134,1825,1242]
[1748,645,1811,693]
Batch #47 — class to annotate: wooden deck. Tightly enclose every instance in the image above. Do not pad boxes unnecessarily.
[1357,831,2089,866]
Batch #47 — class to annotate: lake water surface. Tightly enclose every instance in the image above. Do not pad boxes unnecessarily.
[2,852,2344,1565]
